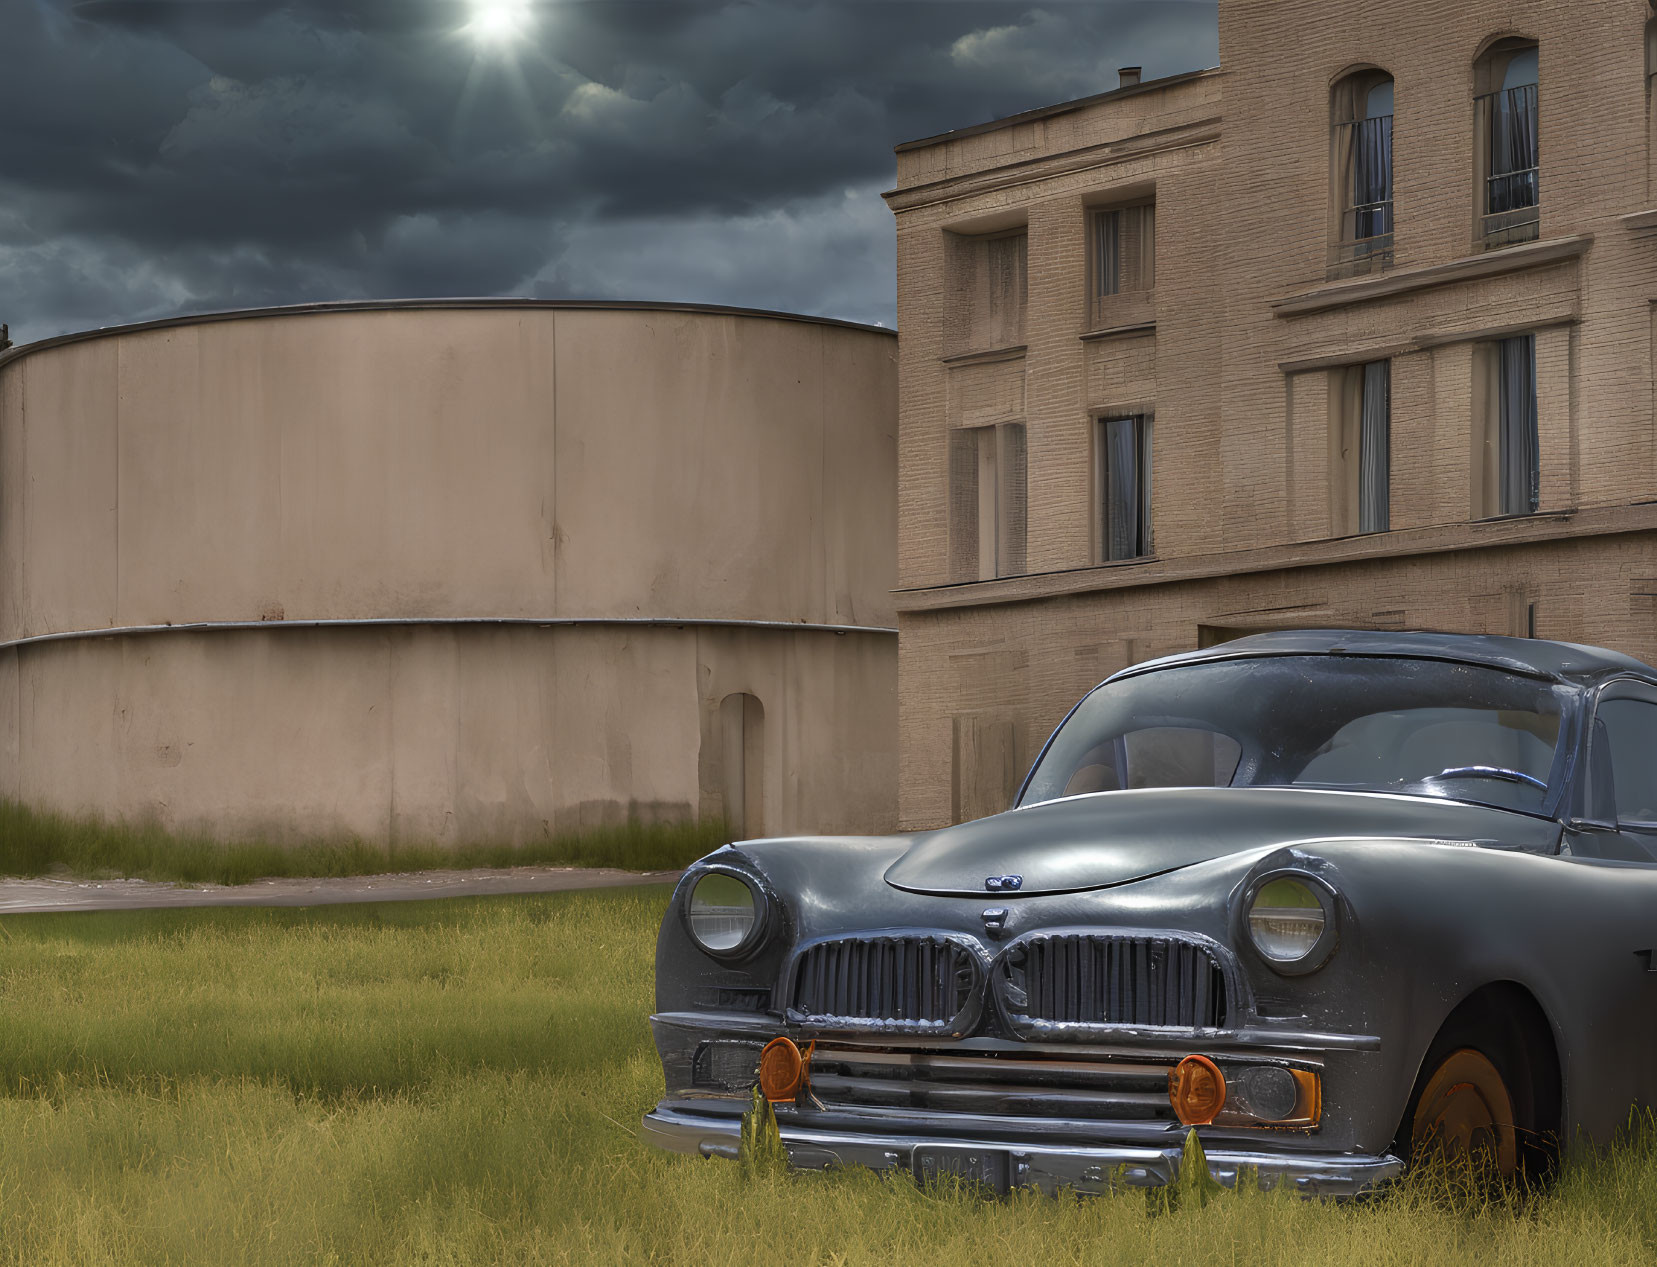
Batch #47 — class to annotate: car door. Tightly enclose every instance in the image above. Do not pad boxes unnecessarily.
[1558,679,1657,1123]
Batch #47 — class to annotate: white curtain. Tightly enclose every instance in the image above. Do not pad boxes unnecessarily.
[1095,212,1121,298]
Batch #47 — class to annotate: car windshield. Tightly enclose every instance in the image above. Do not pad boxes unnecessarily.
[1018,655,1572,816]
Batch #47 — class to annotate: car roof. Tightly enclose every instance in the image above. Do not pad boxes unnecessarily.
[1109,629,1657,687]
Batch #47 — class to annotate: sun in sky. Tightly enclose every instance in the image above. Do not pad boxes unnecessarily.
[451,0,548,144]
[464,0,534,47]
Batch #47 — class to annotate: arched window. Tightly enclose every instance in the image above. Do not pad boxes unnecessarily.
[1474,39,1539,247]
[1330,70,1394,276]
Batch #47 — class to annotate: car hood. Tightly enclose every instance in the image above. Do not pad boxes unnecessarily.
[881,786,1560,897]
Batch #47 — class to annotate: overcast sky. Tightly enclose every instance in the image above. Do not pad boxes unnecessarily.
[2,0,1218,344]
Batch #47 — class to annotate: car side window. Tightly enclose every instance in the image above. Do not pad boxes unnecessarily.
[1595,697,1657,826]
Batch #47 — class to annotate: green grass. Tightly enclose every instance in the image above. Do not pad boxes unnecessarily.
[0,798,728,884]
[1,889,1657,1264]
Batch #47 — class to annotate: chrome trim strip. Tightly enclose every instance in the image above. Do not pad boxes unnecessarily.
[1017,785,1531,815]
[816,1047,1175,1079]
[642,1101,1404,1196]
[0,615,897,654]
[650,1011,1375,1055]
[805,1073,1171,1117]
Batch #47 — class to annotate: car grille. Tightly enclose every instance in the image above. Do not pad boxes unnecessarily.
[804,1046,1178,1124]
[784,934,981,1034]
[995,933,1227,1031]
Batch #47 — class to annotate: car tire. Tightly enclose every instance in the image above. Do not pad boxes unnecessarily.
[1407,1047,1518,1177]
[1395,1007,1555,1182]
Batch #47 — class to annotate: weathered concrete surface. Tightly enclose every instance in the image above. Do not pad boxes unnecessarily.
[0,865,682,915]
[1,622,896,844]
[0,303,900,845]
[0,307,898,635]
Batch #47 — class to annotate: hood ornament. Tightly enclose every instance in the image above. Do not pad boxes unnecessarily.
[984,874,1023,892]
[981,907,1009,939]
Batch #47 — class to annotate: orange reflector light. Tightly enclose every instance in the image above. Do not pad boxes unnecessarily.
[1169,1054,1227,1125]
[1289,1067,1322,1126]
[759,1037,813,1104]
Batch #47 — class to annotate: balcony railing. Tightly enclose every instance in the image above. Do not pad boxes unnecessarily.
[1330,115,1393,277]
[1478,84,1539,246]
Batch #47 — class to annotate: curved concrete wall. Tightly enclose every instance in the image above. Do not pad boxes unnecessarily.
[0,303,898,843]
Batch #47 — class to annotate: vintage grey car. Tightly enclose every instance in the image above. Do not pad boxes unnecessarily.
[643,630,1657,1195]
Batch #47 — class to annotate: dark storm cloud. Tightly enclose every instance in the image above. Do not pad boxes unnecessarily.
[1,0,1219,343]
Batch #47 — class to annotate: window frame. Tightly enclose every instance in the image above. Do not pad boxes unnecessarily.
[1586,680,1657,832]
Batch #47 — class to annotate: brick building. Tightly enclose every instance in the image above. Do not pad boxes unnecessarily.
[886,0,1657,829]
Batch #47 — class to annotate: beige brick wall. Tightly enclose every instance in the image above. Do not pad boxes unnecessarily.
[888,0,1657,830]
[896,526,1657,830]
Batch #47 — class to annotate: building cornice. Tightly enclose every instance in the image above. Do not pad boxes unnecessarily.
[0,615,898,655]
[894,501,1657,615]
[1276,312,1580,374]
[1079,320,1156,343]
[939,344,1027,367]
[1620,207,1657,234]
[1269,234,1592,318]
[883,117,1222,215]
[892,67,1221,154]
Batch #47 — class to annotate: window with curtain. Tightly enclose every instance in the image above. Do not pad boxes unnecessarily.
[1097,414,1153,561]
[1358,361,1391,532]
[943,229,1027,354]
[1331,361,1391,534]
[1090,204,1155,328]
[948,422,1028,581]
[1497,334,1539,515]
[1475,41,1539,246]
[1330,71,1394,276]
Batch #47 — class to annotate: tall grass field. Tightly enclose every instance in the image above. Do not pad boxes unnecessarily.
[1,887,1656,1265]
[0,799,727,883]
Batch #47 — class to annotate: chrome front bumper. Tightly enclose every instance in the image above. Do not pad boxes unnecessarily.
[643,1099,1405,1197]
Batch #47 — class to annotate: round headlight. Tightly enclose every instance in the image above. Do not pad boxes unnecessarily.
[685,869,763,957]
[1245,874,1337,973]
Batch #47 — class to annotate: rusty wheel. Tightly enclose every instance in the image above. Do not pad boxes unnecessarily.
[1409,1047,1518,1177]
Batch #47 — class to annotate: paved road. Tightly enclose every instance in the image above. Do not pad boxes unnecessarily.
[0,866,684,914]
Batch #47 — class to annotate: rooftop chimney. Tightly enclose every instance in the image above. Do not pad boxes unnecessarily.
[1118,66,1142,89]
